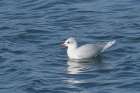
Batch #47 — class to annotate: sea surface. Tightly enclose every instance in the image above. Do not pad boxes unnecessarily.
[0,0,140,93]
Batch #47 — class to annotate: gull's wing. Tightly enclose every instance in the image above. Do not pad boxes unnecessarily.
[76,40,116,58]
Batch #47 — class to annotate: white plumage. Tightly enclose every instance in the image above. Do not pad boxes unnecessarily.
[61,37,116,59]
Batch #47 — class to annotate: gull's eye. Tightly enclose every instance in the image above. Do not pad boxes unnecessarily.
[67,41,70,44]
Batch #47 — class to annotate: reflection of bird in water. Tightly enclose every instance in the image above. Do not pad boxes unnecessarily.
[67,56,104,74]
[66,56,116,86]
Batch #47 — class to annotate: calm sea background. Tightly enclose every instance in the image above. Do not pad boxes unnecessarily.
[0,0,140,93]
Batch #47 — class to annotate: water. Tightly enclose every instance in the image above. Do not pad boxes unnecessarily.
[0,0,140,93]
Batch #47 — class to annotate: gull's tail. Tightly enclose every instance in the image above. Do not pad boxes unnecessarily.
[101,40,116,52]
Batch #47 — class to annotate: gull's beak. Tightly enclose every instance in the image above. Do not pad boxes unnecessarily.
[60,43,66,46]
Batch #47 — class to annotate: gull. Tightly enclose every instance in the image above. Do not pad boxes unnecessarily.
[61,37,116,59]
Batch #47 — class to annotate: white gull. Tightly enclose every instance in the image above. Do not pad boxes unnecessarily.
[61,37,116,59]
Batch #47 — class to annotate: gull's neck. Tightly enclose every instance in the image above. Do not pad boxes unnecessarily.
[67,43,78,59]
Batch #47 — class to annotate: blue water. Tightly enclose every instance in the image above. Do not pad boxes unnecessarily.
[0,0,140,93]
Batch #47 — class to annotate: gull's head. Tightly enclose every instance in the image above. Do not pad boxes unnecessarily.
[61,37,77,47]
